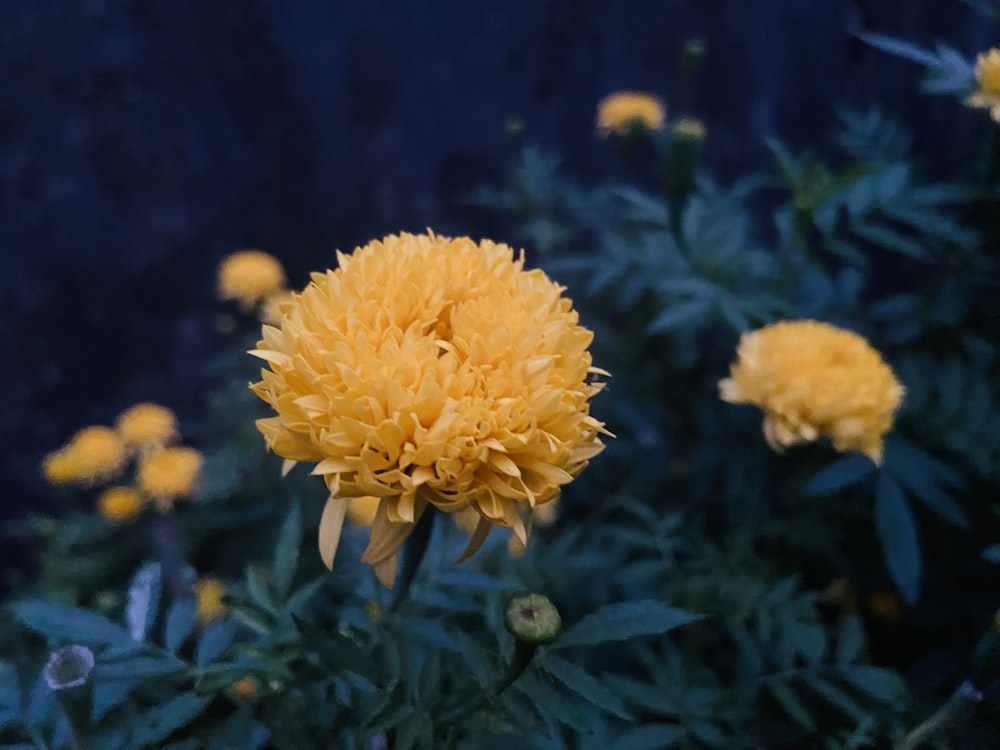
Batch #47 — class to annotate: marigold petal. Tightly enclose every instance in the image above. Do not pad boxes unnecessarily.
[318,496,348,570]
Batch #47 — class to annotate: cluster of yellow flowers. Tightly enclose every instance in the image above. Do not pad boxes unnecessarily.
[42,402,204,522]
[217,249,292,325]
[250,231,609,586]
[967,47,1000,122]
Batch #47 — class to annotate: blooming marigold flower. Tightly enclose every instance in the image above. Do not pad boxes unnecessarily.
[596,91,665,136]
[217,249,288,311]
[967,48,1000,122]
[116,402,178,452]
[97,486,145,523]
[137,446,203,510]
[249,231,608,587]
[43,426,127,486]
[194,577,227,625]
[719,320,904,464]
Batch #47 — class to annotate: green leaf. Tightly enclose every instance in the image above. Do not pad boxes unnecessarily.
[94,655,185,682]
[196,622,237,666]
[857,31,939,66]
[126,562,162,643]
[556,600,701,649]
[613,723,683,749]
[164,599,197,654]
[981,544,1000,563]
[768,680,816,732]
[272,503,302,601]
[875,473,922,604]
[12,600,135,648]
[132,694,209,749]
[835,617,865,665]
[245,565,278,616]
[801,673,867,722]
[840,666,906,704]
[803,454,874,495]
[543,657,632,720]
[646,299,713,334]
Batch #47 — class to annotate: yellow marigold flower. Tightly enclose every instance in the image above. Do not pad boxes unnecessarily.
[719,320,903,464]
[250,231,608,587]
[194,577,227,625]
[259,289,295,326]
[44,426,127,486]
[967,48,1000,122]
[218,249,288,311]
[596,91,665,136]
[96,486,145,523]
[116,403,178,452]
[347,496,380,527]
[41,450,79,485]
[229,676,259,701]
[137,446,203,510]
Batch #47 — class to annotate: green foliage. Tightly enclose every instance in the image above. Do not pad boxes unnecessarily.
[6,28,1000,750]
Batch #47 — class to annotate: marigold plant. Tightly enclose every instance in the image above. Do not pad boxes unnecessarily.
[719,320,904,464]
[217,249,288,311]
[250,231,608,586]
[967,47,1000,122]
[596,91,665,136]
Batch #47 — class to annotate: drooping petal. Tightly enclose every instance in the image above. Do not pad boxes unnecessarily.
[318,495,349,570]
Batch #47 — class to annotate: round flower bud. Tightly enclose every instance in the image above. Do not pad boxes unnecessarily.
[504,594,562,645]
[43,645,95,691]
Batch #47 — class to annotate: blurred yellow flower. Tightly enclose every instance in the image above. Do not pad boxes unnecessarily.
[596,91,665,136]
[229,676,259,701]
[346,496,380,527]
[194,577,227,625]
[719,320,903,464]
[672,117,706,141]
[218,250,288,311]
[967,48,1000,122]
[866,592,902,623]
[250,231,608,586]
[259,289,296,326]
[42,426,127,486]
[41,450,79,485]
[116,403,178,452]
[137,446,203,510]
[96,486,145,523]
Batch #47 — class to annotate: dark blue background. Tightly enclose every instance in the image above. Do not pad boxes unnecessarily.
[0,0,989,569]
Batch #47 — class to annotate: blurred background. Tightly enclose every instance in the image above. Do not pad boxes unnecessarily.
[0,0,989,575]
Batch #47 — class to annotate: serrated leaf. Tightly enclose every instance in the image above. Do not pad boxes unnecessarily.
[273,503,302,601]
[803,454,875,495]
[245,566,278,616]
[544,657,632,720]
[164,599,197,654]
[557,600,701,649]
[875,473,921,604]
[12,600,135,648]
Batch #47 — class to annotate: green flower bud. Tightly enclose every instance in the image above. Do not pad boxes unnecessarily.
[505,594,562,645]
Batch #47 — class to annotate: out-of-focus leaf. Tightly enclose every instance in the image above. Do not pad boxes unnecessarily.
[164,599,197,654]
[196,622,237,666]
[12,600,135,648]
[875,473,921,603]
[612,723,683,749]
[126,562,162,643]
[132,694,209,749]
[543,657,632,719]
[556,600,701,649]
[803,454,875,495]
[273,503,302,601]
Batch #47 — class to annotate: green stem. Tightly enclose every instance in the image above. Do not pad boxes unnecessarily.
[388,509,435,614]
[437,640,539,725]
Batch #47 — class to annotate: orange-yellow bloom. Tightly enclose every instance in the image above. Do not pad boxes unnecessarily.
[217,250,288,311]
[719,320,903,464]
[967,48,1000,122]
[229,676,259,701]
[96,486,145,523]
[596,91,665,136]
[346,496,380,527]
[194,578,227,625]
[137,446,203,510]
[116,403,178,452]
[250,231,608,586]
[42,426,127,486]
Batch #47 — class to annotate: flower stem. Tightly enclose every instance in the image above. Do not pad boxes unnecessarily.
[388,509,434,613]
